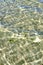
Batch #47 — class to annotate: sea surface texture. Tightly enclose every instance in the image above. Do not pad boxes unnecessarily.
[0,0,43,65]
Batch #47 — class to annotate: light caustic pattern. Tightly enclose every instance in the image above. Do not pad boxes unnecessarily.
[0,0,43,65]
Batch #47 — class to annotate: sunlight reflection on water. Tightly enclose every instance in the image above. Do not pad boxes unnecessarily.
[0,0,43,65]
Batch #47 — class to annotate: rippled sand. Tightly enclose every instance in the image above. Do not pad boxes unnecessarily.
[0,0,43,65]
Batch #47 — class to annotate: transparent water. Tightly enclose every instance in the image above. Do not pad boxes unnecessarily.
[0,0,43,65]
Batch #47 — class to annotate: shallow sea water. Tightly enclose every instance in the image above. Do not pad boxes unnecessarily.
[0,0,43,65]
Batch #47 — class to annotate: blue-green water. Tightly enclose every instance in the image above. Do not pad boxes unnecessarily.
[0,0,43,65]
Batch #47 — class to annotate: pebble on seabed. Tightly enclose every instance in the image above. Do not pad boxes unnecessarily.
[33,36,41,42]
